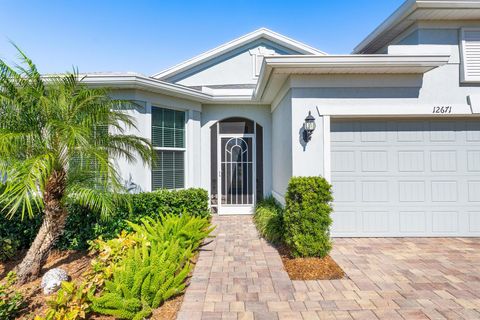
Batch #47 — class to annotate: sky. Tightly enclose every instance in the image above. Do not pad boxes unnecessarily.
[0,0,405,76]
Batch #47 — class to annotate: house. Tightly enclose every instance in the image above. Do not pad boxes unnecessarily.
[84,0,480,237]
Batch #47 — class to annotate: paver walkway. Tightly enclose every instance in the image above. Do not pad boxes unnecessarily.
[177,215,480,320]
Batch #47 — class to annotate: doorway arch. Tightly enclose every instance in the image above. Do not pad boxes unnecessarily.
[210,117,263,214]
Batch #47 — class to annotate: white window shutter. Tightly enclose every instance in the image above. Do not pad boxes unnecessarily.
[462,29,480,82]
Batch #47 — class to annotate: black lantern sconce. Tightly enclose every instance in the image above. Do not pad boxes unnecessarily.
[302,111,316,142]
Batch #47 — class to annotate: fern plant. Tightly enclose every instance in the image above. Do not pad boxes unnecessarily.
[91,214,213,319]
[127,214,215,251]
[91,240,191,320]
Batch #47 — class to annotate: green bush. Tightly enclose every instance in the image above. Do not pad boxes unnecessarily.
[283,176,333,258]
[39,281,93,320]
[91,214,214,320]
[0,272,25,320]
[0,188,210,254]
[0,237,20,262]
[254,197,284,244]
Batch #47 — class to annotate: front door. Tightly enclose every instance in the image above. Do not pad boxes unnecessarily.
[218,134,256,215]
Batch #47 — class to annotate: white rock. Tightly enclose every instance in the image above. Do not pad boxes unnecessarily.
[41,268,69,295]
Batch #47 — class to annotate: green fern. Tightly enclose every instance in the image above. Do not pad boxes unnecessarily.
[92,214,213,319]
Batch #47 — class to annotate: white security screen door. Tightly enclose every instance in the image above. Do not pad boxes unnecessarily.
[218,135,256,215]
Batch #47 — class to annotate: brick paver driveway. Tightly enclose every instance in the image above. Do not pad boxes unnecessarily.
[177,216,480,320]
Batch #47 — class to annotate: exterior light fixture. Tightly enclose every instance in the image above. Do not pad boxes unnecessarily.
[303,111,316,142]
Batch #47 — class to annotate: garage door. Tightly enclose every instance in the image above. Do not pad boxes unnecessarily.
[331,119,480,237]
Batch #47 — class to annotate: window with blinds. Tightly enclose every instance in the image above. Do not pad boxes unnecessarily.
[151,106,185,190]
[461,29,480,82]
[152,106,185,148]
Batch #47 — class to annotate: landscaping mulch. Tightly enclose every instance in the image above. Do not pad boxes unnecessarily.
[277,246,345,280]
[1,250,189,320]
[151,294,184,320]
[0,249,93,319]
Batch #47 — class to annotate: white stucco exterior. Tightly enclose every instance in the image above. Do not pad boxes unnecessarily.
[85,1,480,236]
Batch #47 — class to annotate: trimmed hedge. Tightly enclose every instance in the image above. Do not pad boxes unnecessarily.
[0,188,210,256]
[253,197,284,245]
[283,176,333,258]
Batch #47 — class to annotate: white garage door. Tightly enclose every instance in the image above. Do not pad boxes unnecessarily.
[331,119,480,237]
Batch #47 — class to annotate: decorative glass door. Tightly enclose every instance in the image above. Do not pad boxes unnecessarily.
[218,135,255,215]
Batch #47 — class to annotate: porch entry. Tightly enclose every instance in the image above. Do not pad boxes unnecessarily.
[210,118,263,215]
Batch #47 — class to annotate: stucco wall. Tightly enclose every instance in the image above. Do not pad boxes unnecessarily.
[291,90,325,178]
[166,39,300,87]
[271,92,292,202]
[200,104,272,201]
[109,89,202,192]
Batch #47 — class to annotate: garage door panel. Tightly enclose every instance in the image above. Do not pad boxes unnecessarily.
[332,181,356,202]
[467,122,480,141]
[361,122,388,142]
[432,211,459,233]
[398,151,425,172]
[468,212,480,232]
[398,181,426,202]
[430,151,457,172]
[331,151,355,172]
[331,211,357,233]
[399,211,427,233]
[468,181,480,202]
[429,121,457,141]
[331,119,480,237]
[467,151,480,171]
[361,211,390,233]
[362,181,389,202]
[397,121,425,141]
[361,151,388,172]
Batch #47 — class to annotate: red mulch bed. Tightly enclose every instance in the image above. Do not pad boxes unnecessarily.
[277,246,345,281]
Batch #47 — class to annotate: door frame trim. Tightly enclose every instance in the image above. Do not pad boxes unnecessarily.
[217,130,256,215]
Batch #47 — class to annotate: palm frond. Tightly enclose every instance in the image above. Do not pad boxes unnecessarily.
[0,44,153,220]
[0,153,55,218]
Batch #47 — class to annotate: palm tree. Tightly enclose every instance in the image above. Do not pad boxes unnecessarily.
[0,46,152,284]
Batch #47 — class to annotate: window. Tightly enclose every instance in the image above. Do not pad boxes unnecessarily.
[70,124,108,183]
[461,28,480,82]
[151,106,185,190]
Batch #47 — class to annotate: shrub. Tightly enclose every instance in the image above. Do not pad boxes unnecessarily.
[91,214,214,320]
[127,214,214,251]
[0,272,25,320]
[254,197,284,244]
[91,241,191,319]
[283,176,333,258]
[0,188,210,254]
[0,237,20,262]
[37,281,93,320]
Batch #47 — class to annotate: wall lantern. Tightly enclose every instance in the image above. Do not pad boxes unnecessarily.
[303,111,316,142]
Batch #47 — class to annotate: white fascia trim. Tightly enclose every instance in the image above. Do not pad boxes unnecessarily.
[354,0,480,54]
[262,54,451,68]
[254,54,451,100]
[152,28,326,80]
[81,74,254,103]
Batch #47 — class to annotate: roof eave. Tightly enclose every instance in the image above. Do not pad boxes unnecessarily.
[152,28,326,81]
[254,54,450,102]
[353,0,480,54]
[81,74,257,104]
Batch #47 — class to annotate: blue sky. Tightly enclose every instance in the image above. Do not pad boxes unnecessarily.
[0,0,405,76]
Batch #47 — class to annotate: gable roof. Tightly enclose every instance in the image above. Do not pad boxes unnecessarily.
[354,0,480,54]
[152,28,326,80]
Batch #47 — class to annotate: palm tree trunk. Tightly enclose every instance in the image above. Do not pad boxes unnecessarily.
[15,170,67,284]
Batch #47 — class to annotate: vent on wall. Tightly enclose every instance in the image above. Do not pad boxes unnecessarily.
[461,28,480,83]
